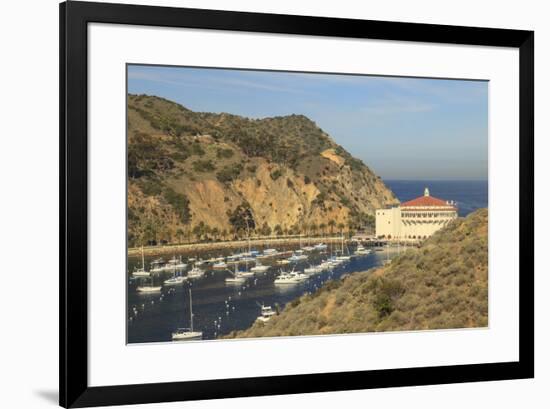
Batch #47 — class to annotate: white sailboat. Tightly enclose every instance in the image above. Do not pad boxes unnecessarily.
[132,247,151,277]
[240,256,255,277]
[149,257,166,273]
[336,235,351,261]
[225,264,247,284]
[172,289,202,341]
[164,255,187,271]
[136,276,161,293]
[164,271,187,285]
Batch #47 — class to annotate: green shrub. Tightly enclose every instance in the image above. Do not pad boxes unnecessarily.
[270,169,283,180]
[216,163,243,183]
[216,147,234,159]
[163,187,191,224]
[192,159,215,172]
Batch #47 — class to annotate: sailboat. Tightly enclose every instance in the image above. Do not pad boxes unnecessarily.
[163,255,187,271]
[150,258,165,274]
[136,276,161,293]
[225,264,247,284]
[240,256,255,277]
[336,234,351,261]
[164,271,187,286]
[132,247,151,277]
[172,289,203,341]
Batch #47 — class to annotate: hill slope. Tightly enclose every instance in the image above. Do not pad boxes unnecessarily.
[227,208,488,338]
[127,94,398,247]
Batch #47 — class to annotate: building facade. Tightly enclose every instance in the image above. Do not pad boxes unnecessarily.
[375,188,458,240]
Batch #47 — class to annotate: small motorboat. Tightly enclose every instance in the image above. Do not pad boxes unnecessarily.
[274,269,308,284]
[256,305,276,323]
[187,266,205,279]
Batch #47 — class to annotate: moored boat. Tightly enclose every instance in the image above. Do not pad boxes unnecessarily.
[187,265,205,279]
[212,261,228,269]
[172,289,202,341]
[136,276,161,293]
[164,272,187,285]
[274,269,308,284]
[256,305,277,323]
[133,247,151,277]
[250,261,270,273]
[225,265,248,284]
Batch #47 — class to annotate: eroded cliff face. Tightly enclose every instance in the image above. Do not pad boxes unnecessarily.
[127,94,398,246]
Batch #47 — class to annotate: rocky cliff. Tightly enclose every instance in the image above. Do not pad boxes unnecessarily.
[127,94,398,247]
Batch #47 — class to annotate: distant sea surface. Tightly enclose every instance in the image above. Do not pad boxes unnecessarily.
[384,180,488,217]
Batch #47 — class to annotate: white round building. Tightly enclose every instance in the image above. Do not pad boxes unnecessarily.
[375,188,458,241]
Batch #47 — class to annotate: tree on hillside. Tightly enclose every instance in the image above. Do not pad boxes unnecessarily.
[163,187,192,225]
[309,223,318,237]
[328,220,336,235]
[192,222,207,241]
[176,228,184,245]
[211,227,220,242]
[227,203,256,238]
[259,222,272,237]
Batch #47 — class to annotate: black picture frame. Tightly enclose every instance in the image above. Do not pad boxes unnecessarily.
[60,1,534,407]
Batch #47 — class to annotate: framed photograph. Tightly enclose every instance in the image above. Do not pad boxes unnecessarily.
[60,1,534,407]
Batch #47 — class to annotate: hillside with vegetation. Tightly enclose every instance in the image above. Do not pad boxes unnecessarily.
[127,94,398,247]
[226,208,488,338]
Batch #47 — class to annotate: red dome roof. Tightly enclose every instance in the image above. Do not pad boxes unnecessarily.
[401,195,454,208]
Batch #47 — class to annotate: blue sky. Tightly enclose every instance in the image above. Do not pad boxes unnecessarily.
[128,65,488,181]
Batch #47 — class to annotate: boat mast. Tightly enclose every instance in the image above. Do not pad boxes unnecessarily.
[189,289,194,333]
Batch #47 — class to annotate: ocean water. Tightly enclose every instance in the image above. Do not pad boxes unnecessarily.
[384,180,488,217]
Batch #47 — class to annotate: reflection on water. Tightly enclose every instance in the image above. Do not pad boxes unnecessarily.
[127,244,402,343]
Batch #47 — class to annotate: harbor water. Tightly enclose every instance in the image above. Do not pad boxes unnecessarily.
[127,245,399,343]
